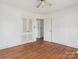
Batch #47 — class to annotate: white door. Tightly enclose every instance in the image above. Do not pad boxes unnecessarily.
[44,18,52,42]
[22,17,35,43]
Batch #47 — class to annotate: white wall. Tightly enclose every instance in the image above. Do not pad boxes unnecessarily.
[0,3,46,49]
[0,3,22,49]
[52,4,78,48]
[0,2,77,49]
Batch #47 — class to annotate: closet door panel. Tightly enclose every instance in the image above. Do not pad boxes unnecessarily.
[44,18,52,42]
[21,17,34,43]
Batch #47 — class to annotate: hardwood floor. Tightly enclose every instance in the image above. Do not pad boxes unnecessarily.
[0,41,77,59]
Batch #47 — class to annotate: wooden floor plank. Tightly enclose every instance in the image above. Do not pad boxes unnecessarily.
[0,41,77,59]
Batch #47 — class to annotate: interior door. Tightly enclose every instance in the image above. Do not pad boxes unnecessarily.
[22,17,34,43]
[44,18,52,42]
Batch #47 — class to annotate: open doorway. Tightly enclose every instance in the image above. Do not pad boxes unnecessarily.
[36,19,44,41]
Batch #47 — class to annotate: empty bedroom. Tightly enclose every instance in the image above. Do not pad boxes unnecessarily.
[0,0,78,59]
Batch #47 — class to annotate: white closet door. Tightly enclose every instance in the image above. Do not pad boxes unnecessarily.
[22,18,34,43]
[44,18,52,42]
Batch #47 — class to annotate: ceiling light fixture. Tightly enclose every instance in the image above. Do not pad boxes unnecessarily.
[36,0,52,8]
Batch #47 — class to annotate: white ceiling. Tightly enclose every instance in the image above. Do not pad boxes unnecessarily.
[0,0,78,14]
